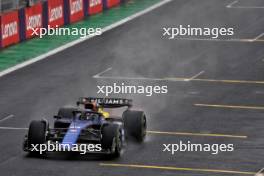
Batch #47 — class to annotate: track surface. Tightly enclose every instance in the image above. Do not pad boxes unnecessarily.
[0,0,264,175]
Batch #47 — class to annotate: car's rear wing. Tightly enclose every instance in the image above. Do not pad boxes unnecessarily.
[77,97,133,108]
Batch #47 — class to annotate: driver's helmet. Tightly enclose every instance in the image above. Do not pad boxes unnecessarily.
[84,102,99,112]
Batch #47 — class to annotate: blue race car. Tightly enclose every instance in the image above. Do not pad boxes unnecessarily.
[23,97,147,158]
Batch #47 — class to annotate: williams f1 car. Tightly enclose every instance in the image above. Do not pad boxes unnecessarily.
[23,97,147,158]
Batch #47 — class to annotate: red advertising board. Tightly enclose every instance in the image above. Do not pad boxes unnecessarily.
[69,0,84,23]
[1,11,20,47]
[88,0,103,15]
[106,0,120,8]
[48,0,64,28]
[25,3,43,39]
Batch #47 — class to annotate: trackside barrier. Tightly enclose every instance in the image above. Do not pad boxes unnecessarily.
[47,0,65,28]
[66,0,85,24]
[0,0,125,48]
[88,0,103,15]
[103,0,120,9]
[19,2,43,40]
[0,10,20,48]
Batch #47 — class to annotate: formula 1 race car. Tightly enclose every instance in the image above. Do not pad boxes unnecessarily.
[23,97,147,158]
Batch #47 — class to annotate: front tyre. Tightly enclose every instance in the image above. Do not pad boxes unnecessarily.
[27,120,48,155]
[101,124,122,158]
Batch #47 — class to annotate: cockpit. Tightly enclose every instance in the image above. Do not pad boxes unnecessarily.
[76,111,102,121]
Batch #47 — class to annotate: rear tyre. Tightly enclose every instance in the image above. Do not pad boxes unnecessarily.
[101,124,122,158]
[123,110,147,142]
[27,120,47,156]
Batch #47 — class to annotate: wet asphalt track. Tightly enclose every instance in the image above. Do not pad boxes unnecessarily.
[0,0,264,175]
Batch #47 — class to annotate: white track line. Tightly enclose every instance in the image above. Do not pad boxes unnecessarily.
[93,68,204,82]
[0,0,173,78]
[93,67,188,81]
[96,75,192,82]
[0,115,14,123]
[252,33,264,42]
[95,75,186,81]
[188,71,205,81]
[226,0,238,8]
[93,67,112,78]
[230,6,264,9]
[226,0,264,9]
[255,168,264,176]
[0,127,27,130]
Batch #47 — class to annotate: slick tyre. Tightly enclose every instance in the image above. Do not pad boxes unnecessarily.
[102,124,122,158]
[28,120,47,155]
[123,110,147,142]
